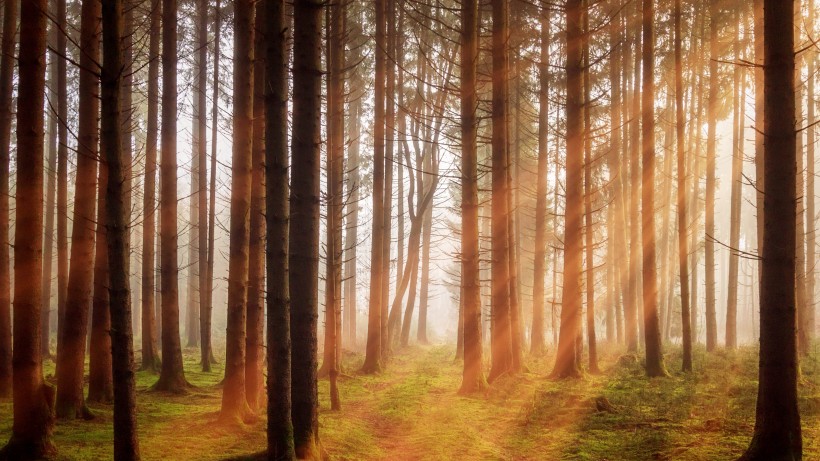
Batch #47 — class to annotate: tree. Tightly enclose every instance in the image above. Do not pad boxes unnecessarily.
[459,0,486,394]
[100,0,141,456]
[265,0,295,454]
[55,0,101,419]
[725,7,743,350]
[738,1,802,458]
[291,0,323,454]
[0,0,16,400]
[362,0,387,374]
[0,0,57,457]
[551,0,583,379]
[674,0,692,373]
[221,0,255,423]
[196,0,209,371]
[488,0,513,383]
[640,0,666,378]
[153,0,189,393]
[246,0,266,412]
[55,0,69,365]
[704,0,719,352]
[141,0,161,373]
[582,0,598,374]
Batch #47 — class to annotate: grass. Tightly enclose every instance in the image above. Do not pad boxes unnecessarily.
[1,343,819,460]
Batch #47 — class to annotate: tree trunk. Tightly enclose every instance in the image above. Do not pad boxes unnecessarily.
[674,0,692,372]
[362,0,386,374]
[202,0,222,372]
[246,0,266,412]
[152,0,189,393]
[582,0,598,373]
[55,0,68,367]
[42,19,58,359]
[738,2,802,458]
[55,0,100,418]
[704,0,719,352]
[265,0,295,453]
[140,0,161,373]
[641,0,666,377]
[220,0,254,423]
[291,0,323,454]
[530,6,549,357]
[0,0,57,456]
[488,0,513,383]
[807,0,817,350]
[0,0,14,400]
[726,9,743,350]
[459,0,486,393]
[100,0,141,456]
[551,0,583,379]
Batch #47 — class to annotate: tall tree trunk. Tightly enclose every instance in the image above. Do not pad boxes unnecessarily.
[100,1,141,457]
[704,0,719,352]
[195,0,208,360]
[140,0,161,373]
[291,0,323,454]
[552,0,583,379]
[0,0,15,400]
[42,17,58,359]
[807,0,817,349]
[418,179,432,345]
[55,0,100,419]
[265,0,295,453]
[530,6,549,356]
[582,0,598,373]
[0,0,57,456]
[246,0,266,412]
[220,0,254,423]
[459,0,486,393]
[488,0,513,383]
[380,0,395,360]
[89,141,114,404]
[153,0,189,393]
[738,2,802,458]
[674,0,692,372]
[362,0,386,374]
[641,0,665,377]
[55,0,68,367]
[202,0,222,372]
[726,9,743,350]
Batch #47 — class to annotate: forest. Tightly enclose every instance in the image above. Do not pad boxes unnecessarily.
[0,0,816,459]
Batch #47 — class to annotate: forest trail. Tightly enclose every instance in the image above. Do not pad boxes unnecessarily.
[1,344,819,460]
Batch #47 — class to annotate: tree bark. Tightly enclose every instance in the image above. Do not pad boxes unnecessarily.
[55,0,100,418]
[152,0,189,393]
[704,0,719,352]
[738,1,802,458]
[220,0,255,423]
[0,0,57,456]
[100,0,141,456]
[0,0,14,400]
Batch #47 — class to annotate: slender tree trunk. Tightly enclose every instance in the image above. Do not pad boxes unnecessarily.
[55,0,68,366]
[807,0,817,348]
[704,0,719,352]
[726,10,743,350]
[674,0,692,372]
[220,0,255,423]
[488,0,513,383]
[55,0,100,418]
[265,0,295,453]
[42,19,58,359]
[362,0,386,374]
[459,0,486,393]
[552,0,583,379]
[203,0,222,372]
[739,2,802,458]
[246,0,266,412]
[582,0,598,373]
[100,1,141,457]
[153,0,188,393]
[0,0,15,400]
[140,0,161,373]
[196,0,209,365]
[380,0,395,360]
[89,141,114,404]
[530,7,549,356]
[418,179,432,345]
[0,0,57,456]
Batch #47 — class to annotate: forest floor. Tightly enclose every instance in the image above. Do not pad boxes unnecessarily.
[1,343,819,460]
